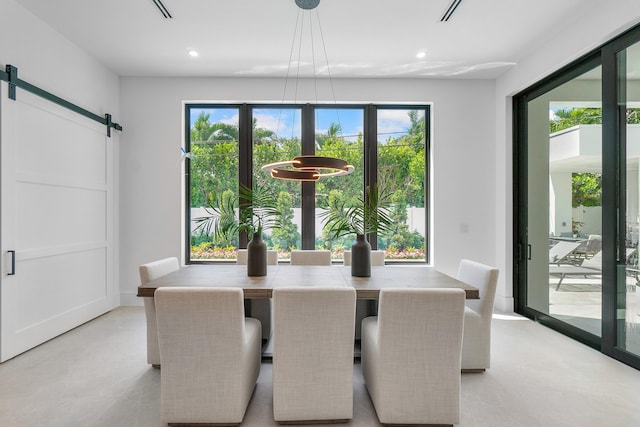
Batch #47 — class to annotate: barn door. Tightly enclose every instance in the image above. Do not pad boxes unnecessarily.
[0,81,115,362]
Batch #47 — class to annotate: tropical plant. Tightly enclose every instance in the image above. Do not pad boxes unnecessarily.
[193,184,281,241]
[572,172,602,207]
[549,107,602,133]
[319,181,394,239]
[270,191,300,250]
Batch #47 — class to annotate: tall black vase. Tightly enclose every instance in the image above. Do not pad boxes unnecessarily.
[351,234,371,277]
[247,232,267,276]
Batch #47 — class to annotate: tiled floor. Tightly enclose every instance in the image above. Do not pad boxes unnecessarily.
[1,307,640,427]
[549,276,640,352]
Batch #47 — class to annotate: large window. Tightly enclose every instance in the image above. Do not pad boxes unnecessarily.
[188,107,239,260]
[185,104,429,263]
[377,108,427,261]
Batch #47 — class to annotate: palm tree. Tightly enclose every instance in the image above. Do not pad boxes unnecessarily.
[550,108,602,133]
[207,122,239,142]
[315,122,342,149]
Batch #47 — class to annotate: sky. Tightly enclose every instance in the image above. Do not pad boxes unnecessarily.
[189,107,424,142]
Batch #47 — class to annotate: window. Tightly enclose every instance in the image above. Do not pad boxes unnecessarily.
[377,108,427,261]
[185,104,429,263]
[253,107,302,260]
[188,106,239,261]
[315,108,364,260]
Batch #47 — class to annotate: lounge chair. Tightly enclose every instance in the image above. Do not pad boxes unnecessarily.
[550,251,601,290]
[548,241,582,265]
[550,247,637,290]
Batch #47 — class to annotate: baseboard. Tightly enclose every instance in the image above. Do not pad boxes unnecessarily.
[494,295,514,312]
[119,291,144,306]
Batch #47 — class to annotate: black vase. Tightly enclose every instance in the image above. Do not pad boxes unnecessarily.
[351,234,371,277]
[247,232,267,276]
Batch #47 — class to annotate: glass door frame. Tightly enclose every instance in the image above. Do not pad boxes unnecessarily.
[604,27,640,368]
[513,23,640,370]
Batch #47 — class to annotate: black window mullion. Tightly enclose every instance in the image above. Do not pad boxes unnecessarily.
[238,104,251,248]
[184,105,193,263]
[364,104,378,249]
[424,105,431,264]
[301,104,315,249]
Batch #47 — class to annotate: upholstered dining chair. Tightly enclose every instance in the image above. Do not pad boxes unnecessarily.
[237,249,278,340]
[343,249,385,266]
[236,249,278,265]
[272,287,356,423]
[457,259,500,372]
[344,250,385,339]
[361,288,466,425]
[139,257,180,367]
[289,249,332,265]
[155,287,261,426]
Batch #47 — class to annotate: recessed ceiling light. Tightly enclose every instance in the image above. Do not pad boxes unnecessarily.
[416,51,427,59]
[188,50,199,57]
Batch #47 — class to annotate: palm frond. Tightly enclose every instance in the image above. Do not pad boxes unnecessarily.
[320,181,393,239]
[194,184,282,240]
[193,190,240,241]
[238,184,282,234]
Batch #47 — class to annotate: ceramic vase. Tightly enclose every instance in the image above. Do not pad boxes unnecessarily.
[351,234,371,277]
[247,232,267,276]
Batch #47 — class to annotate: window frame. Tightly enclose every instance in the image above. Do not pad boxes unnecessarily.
[184,103,431,264]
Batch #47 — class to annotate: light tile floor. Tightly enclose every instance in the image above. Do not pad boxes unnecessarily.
[1,307,639,427]
[549,276,640,352]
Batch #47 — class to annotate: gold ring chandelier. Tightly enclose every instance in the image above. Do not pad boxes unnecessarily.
[261,155,354,181]
[261,1,355,182]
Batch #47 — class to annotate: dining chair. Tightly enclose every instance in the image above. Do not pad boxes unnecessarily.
[237,249,278,340]
[457,259,500,372]
[361,288,466,425]
[343,250,385,339]
[139,257,180,367]
[155,287,261,425]
[272,287,356,422]
[343,249,385,266]
[236,249,278,265]
[289,249,332,265]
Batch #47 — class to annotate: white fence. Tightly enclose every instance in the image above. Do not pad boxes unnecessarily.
[191,207,426,238]
[572,206,601,237]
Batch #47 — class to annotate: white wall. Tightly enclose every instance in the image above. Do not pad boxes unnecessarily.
[0,0,121,306]
[0,0,120,119]
[118,77,496,304]
[494,0,640,311]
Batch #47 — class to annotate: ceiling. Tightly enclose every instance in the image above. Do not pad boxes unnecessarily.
[14,0,594,79]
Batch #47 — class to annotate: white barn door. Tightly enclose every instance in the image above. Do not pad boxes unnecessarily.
[0,81,116,362]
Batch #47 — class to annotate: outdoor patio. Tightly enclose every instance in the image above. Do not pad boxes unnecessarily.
[549,275,640,353]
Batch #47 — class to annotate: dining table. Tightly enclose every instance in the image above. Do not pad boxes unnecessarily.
[137,263,479,359]
[137,264,479,299]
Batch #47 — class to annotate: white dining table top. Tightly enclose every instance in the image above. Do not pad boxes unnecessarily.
[137,264,479,300]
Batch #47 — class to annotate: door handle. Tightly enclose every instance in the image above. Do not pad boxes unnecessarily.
[7,250,15,276]
[527,244,532,260]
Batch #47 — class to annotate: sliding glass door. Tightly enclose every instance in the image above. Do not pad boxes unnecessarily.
[524,63,603,338]
[617,41,640,359]
[515,23,640,369]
